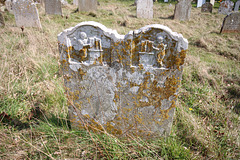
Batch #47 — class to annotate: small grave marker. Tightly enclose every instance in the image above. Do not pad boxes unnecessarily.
[12,0,42,28]
[78,0,97,12]
[234,0,240,11]
[58,21,188,138]
[218,0,234,15]
[174,0,192,21]
[44,0,62,15]
[201,2,213,13]
[137,0,153,19]
[220,12,240,33]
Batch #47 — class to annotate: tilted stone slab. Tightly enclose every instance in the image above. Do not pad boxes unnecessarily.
[174,0,192,21]
[234,0,240,11]
[73,0,78,6]
[58,21,188,138]
[0,12,5,27]
[220,12,240,33]
[78,0,97,12]
[137,0,153,19]
[201,2,213,13]
[44,0,62,15]
[218,0,234,15]
[197,0,206,8]
[12,0,42,28]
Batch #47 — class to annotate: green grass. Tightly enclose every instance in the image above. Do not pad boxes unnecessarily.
[0,0,239,159]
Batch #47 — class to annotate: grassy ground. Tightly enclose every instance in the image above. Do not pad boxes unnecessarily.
[0,0,239,159]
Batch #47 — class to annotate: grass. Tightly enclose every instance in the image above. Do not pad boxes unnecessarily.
[0,0,239,159]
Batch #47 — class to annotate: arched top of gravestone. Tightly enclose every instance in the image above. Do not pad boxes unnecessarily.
[58,21,124,48]
[131,24,188,52]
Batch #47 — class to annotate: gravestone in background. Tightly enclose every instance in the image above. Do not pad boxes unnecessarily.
[137,0,153,19]
[58,21,188,138]
[218,0,234,14]
[0,12,5,27]
[210,0,215,6]
[197,0,206,8]
[44,0,62,15]
[234,0,240,11]
[174,0,192,21]
[73,0,78,6]
[12,0,42,28]
[164,0,169,2]
[201,2,213,13]
[220,12,240,33]
[78,0,97,12]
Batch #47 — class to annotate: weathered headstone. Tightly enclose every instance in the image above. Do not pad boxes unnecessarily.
[220,12,240,33]
[218,0,234,15]
[137,0,153,19]
[201,2,213,13]
[58,21,188,138]
[210,0,215,6]
[73,0,78,6]
[44,0,62,15]
[78,0,97,12]
[164,0,169,2]
[0,12,5,27]
[12,0,42,28]
[174,0,192,21]
[234,0,240,11]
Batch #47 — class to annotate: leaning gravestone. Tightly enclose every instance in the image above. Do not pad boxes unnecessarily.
[201,2,213,13]
[12,0,42,28]
[0,12,5,27]
[218,0,234,15]
[78,0,97,12]
[220,12,240,33]
[174,0,192,21]
[137,0,153,19]
[58,21,188,138]
[44,0,62,15]
[234,0,240,11]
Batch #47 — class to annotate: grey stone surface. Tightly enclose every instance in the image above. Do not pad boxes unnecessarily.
[58,21,188,138]
[0,12,5,27]
[137,0,153,19]
[12,0,42,28]
[44,0,62,15]
[220,12,240,33]
[174,0,192,21]
[234,0,240,11]
[218,0,234,15]
[201,2,213,13]
[78,0,97,12]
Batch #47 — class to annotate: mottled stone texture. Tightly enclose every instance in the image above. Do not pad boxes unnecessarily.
[78,0,97,12]
[201,2,213,13]
[234,0,240,11]
[12,0,42,28]
[174,0,192,21]
[137,0,153,19]
[58,21,188,138]
[218,0,234,15]
[44,0,62,15]
[220,12,240,33]
[5,0,14,14]
[0,12,5,27]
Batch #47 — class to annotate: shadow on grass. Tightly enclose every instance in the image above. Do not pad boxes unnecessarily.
[159,15,174,20]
